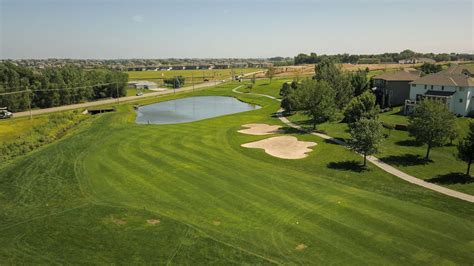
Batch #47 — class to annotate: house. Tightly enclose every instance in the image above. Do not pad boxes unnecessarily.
[398,57,436,64]
[373,69,422,108]
[404,65,474,116]
[128,81,158,90]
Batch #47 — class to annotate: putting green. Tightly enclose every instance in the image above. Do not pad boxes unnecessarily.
[0,83,472,264]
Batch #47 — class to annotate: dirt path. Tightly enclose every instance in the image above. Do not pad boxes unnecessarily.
[13,71,264,118]
[232,85,474,203]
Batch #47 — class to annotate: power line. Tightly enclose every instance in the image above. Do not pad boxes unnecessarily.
[0,82,118,96]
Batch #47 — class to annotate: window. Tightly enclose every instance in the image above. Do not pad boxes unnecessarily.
[431,85,434,90]
[460,99,463,103]
[441,86,444,91]
[411,84,416,87]
[424,85,427,90]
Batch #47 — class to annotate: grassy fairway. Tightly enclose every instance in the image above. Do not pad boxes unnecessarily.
[126,68,261,87]
[0,83,473,264]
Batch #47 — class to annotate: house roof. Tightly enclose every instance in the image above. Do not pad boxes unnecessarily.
[411,65,474,87]
[425,90,455,97]
[374,69,421,81]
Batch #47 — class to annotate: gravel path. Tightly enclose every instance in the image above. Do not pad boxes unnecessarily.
[233,85,474,203]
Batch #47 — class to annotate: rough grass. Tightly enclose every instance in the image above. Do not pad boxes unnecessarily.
[0,116,47,144]
[0,83,473,264]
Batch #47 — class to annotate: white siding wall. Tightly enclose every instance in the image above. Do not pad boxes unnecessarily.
[409,84,474,116]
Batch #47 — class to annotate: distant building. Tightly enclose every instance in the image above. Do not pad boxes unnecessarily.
[128,81,158,89]
[398,58,436,64]
[373,69,422,108]
[405,65,474,116]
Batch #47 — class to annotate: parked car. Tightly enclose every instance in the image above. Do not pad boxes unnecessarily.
[136,92,143,96]
[0,109,13,119]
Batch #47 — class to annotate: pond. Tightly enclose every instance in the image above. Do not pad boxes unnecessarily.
[135,96,260,125]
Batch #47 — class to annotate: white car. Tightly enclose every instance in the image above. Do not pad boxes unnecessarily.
[0,109,13,119]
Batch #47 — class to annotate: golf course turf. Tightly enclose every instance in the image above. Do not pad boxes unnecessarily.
[0,83,473,264]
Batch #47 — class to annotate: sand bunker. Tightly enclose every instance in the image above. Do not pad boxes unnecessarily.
[147,219,161,225]
[295,243,308,251]
[238,124,284,135]
[242,136,316,159]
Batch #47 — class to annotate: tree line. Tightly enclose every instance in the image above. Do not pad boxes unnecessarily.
[294,49,474,65]
[0,62,128,112]
[279,59,474,173]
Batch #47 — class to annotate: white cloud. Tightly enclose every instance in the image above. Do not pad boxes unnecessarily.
[132,15,144,23]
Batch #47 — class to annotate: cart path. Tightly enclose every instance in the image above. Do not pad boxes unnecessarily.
[13,71,265,118]
[232,85,474,203]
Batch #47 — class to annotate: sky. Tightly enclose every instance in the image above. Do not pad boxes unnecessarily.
[0,0,473,59]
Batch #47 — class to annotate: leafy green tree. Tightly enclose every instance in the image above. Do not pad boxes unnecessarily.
[280,82,291,96]
[164,76,185,88]
[348,118,384,166]
[343,91,379,124]
[293,79,337,129]
[265,66,275,83]
[251,74,256,86]
[457,122,474,176]
[420,63,442,74]
[314,58,354,109]
[408,100,457,160]
[350,69,370,96]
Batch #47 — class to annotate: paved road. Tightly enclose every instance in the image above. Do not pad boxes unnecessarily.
[232,85,474,203]
[13,71,265,118]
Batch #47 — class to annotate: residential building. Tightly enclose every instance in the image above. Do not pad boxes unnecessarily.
[128,81,158,89]
[398,57,436,64]
[373,69,421,108]
[405,65,474,116]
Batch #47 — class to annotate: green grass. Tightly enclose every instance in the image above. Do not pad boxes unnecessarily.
[125,87,157,97]
[288,107,474,195]
[0,116,47,143]
[126,68,261,85]
[0,83,473,264]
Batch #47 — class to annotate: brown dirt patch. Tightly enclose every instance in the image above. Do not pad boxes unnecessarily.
[295,243,307,251]
[112,218,127,225]
[238,123,284,135]
[242,136,316,159]
[147,219,161,225]
[212,220,221,226]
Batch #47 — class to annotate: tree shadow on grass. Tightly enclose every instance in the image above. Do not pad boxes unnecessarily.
[327,160,367,173]
[395,139,423,147]
[380,154,432,167]
[281,126,306,135]
[426,172,474,185]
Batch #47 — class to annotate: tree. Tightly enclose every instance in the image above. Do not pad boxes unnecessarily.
[350,69,370,96]
[279,82,291,97]
[343,91,379,124]
[314,58,354,109]
[348,118,384,166]
[164,76,185,88]
[420,63,442,75]
[266,66,275,83]
[292,79,337,129]
[250,74,256,86]
[408,100,457,160]
[457,123,474,176]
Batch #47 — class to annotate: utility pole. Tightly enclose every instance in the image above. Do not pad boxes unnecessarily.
[26,87,32,120]
[192,73,195,92]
